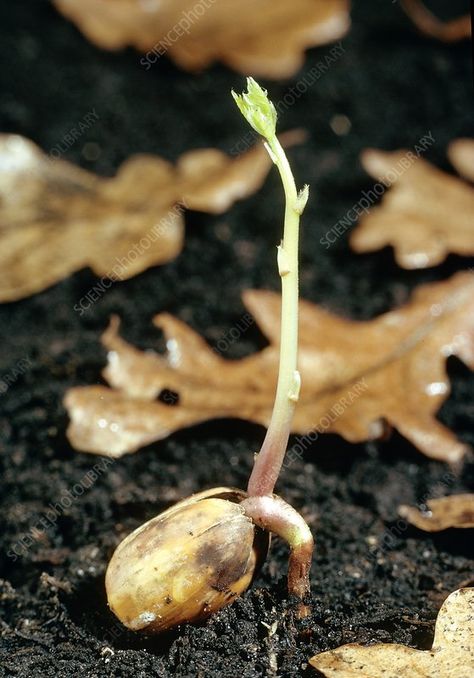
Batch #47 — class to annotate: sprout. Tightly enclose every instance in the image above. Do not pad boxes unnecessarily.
[106,79,313,633]
[231,77,277,141]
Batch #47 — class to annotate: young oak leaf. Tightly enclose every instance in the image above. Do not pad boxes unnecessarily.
[350,140,474,269]
[53,0,350,79]
[399,494,474,531]
[309,588,474,678]
[0,133,275,302]
[64,272,474,460]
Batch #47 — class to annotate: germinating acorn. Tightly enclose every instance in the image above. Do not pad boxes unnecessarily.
[105,79,315,636]
[105,487,269,633]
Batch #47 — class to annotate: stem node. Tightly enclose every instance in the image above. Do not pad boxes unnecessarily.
[288,370,301,403]
[277,245,291,277]
[294,184,310,215]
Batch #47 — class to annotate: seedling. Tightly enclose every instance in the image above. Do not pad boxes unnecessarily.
[105,79,313,633]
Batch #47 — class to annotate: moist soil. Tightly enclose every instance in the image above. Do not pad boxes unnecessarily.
[0,1,473,676]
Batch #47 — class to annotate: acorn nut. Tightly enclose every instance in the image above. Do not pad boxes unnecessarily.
[105,487,269,633]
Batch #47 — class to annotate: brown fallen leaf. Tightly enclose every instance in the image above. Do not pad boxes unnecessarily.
[401,0,471,42]
[448,138,474,183]
[64,271,474,461]
[350,141,474,268]
[309,588,474,677]
[399,494,474,531]
[0,133,275,302]
[53,0,350,79]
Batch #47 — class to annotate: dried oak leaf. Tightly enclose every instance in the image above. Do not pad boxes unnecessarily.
[401,0,471,42]
[350,140,474,269]
[309,588,474,678]
[399,494,474,531]
[64,271,474,460]
[52,0,350,79]
[0,133,274,302]
[448,138,474,183]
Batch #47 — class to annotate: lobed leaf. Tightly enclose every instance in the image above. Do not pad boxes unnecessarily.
[65,272,474,460]
[53,0,350,79]
[350,141,474,269]
[399,494,474,531]
[0,134,275,301]
[309,588,474,677]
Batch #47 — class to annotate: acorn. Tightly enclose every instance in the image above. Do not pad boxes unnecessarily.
[105,487,270,633]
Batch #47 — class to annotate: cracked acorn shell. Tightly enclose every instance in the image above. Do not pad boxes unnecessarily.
[105,487,270,633]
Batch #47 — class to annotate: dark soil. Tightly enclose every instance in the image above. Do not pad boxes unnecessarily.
[0,1,473,676]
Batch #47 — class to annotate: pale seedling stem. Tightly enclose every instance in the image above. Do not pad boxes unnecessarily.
[248,133,304,497]
[232,78,313,608]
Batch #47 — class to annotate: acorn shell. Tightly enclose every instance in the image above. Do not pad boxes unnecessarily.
[105,487,269,633]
